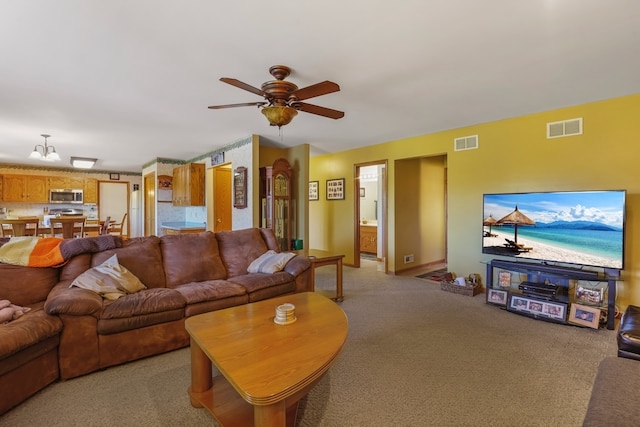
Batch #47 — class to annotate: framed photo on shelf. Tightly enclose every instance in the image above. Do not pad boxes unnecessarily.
[309,181,319,201]
[326,178,345,200]
[498,271,511,288]
[568,303,600,329]
[487,289,508,306]
[507,294,567,323]
[575,284,604,305]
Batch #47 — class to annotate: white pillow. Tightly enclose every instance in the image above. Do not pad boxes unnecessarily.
[70,254,146,300]
[247,250,296,274]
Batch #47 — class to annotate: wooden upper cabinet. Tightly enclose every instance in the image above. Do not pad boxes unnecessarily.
[48,176,85,189]
[2,174,48,202]
[84,178,98,204]
[172,163,205,206]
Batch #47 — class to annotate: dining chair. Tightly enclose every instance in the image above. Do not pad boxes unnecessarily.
[0,218,40,237]
[108,213,128,237]
[50,216,86,239]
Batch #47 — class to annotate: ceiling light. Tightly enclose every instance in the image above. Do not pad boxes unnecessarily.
[29,134,60,161]
[261,106,298,127]
[70,156,97,169]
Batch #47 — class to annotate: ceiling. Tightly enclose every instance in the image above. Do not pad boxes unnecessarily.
[2,1,639,173]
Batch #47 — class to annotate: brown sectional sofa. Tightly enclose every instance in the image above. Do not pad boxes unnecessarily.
[0,227,311,414]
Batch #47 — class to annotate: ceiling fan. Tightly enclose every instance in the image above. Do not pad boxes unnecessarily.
[208,65,344,127]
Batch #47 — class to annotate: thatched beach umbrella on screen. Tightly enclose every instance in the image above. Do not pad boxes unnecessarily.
[496,205,535,244]
[483,214,497,236]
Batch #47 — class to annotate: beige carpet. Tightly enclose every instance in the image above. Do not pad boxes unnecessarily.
[1,260,617,426]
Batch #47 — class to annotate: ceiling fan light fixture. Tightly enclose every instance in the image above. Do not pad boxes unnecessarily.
[261,106,298,127]
[70,156,97,169]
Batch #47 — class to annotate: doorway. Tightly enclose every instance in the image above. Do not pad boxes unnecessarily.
[355,161,388,272]
[143,172,156,236]
[99,181,129,238]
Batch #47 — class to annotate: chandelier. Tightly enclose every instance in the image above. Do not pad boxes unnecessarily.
[29,134,60,162]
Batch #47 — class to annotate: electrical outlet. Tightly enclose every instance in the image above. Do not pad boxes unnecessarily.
[403,254,414,264]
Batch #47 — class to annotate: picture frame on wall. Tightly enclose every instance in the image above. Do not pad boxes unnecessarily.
[487,289,508,306]
[212,152,225,165]
[326,178,345,200]
[360,187,365,197]
[309,181,319,201]
[109,173,120,180]
[568,303,601,329]
[233,167,247,209]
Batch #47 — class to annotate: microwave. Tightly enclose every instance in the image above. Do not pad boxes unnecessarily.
[50,189,83,204]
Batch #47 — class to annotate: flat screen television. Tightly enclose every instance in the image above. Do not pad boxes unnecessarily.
[482,190,625,270]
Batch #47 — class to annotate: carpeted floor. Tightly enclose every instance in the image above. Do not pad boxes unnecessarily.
[1,260,617,426]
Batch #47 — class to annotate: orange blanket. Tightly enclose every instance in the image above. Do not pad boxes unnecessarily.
[0,235,120,267]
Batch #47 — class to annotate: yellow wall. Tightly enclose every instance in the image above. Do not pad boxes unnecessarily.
[310,93,640,309]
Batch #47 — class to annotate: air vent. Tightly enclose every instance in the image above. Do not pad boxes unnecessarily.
[547,118,583,138]
[454,135,478,151]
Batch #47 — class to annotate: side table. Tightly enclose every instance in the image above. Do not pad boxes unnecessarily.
[296,249,345,302]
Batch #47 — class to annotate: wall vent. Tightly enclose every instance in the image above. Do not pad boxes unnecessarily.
[454,135,478,151]
[547,118,583,139]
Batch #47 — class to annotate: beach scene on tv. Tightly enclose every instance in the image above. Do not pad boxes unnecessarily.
[482,191,625,270]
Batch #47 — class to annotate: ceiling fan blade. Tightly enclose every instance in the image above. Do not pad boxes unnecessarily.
[291,81,340,101]
[220,78,266,97]
[293,102,344,119]
[208,102,266,109]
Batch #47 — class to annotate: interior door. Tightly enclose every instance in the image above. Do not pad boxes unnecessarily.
[213,166,232,232]
[144,173,156,236]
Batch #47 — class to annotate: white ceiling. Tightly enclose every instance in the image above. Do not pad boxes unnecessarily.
[2,1,639,173]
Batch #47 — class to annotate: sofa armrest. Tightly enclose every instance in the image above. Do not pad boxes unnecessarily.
[44,281,102,318]
[284,255,311,277]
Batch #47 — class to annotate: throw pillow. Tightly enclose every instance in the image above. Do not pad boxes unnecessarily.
[247,250,296,274]
[70,254,146,300]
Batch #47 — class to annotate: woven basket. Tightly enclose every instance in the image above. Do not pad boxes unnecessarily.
[440,281,481,297]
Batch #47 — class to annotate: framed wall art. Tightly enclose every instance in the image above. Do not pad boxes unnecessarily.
[212,152,225,165]
[309,181,319,201]
[233,167,247,209]
[568,303,600,329]
[326,178,345,200]
[360,187,365,197]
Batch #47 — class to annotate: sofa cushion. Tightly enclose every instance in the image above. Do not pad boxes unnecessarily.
[216,228,268,278]
[247,250,296,274]
[173,280,246,305]
[160,232,227,287]
[97,288,186,334]
[0,303,62,360]
[0,264,59,306]
[70,254,146,301]
[92,236,166,289]
[228,271,296,302]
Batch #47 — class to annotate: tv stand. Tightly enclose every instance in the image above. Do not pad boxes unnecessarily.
[486,259,619,330]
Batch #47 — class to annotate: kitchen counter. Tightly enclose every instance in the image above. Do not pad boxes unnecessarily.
[161,222,207,235]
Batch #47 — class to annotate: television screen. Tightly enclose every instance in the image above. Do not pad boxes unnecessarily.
[482,190,625,270]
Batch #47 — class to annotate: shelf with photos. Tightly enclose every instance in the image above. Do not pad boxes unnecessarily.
[484,259,620,330]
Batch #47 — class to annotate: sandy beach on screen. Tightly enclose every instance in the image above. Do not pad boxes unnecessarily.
[483,229,621,269]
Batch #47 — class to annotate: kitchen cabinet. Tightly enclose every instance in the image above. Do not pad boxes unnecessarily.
[2,174,48,202]
[84,178,98,204]
[48,176,85,189]
[260,158,292,251]
[172,163,205,206]
[360,225,377,254]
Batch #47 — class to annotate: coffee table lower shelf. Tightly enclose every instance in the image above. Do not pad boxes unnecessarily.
[189,374,301,427]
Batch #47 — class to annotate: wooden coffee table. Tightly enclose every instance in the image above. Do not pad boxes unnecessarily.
[185,292,348,427]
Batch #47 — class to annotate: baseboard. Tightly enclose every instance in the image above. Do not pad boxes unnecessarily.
[395,259,446,276]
